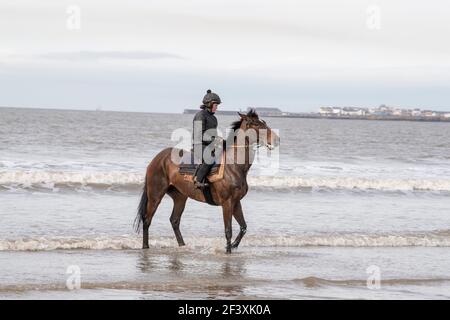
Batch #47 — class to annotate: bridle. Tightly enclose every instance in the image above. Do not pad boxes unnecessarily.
[233,118,273,150]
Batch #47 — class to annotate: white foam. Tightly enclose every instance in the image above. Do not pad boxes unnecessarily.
[1,232,449,251]
[1,169,450,192]
[0,170,143,189]
[248,175,450,192]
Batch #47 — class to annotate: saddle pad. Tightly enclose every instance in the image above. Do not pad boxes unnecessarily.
[176,149,225,183]
[178,163,220,176]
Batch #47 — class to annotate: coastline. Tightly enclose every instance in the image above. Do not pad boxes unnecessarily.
[183,109,450,123]
[3,106,450,122]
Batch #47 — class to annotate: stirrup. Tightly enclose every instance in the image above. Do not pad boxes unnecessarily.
[194,179,209,189]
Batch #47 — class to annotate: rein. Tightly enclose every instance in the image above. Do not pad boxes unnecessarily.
[230,144,262,149]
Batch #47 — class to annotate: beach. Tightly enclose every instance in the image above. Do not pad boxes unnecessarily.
[1,107,450,299]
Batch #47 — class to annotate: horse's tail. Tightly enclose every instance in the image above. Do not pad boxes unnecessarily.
[134,178,148,233]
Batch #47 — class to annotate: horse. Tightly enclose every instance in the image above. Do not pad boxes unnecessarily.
[134,109,279,253]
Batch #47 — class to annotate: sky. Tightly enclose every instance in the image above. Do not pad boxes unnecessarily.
[1,0,450,113]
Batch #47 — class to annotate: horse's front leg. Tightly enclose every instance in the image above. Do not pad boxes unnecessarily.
[222,200,234,254]
[231,201,247,249]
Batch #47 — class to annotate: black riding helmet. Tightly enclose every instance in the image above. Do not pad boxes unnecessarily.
[202,89,221,106]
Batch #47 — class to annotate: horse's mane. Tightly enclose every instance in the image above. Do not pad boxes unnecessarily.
[230,108,258,131]
[225,108,259,147]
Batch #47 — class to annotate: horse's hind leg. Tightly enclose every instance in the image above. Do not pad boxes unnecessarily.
[231,201,247,249]
[167,186,188,246]
[142,183,167,249]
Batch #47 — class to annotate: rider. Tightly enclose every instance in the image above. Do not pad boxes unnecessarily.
[193,89,221,188]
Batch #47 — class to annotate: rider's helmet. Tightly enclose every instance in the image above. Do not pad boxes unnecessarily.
[202,89,221,106]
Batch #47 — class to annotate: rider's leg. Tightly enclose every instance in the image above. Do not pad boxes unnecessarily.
[195,162,214,184]
[194,145,214,187]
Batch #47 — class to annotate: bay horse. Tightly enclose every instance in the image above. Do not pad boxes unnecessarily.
[134,109,279,253]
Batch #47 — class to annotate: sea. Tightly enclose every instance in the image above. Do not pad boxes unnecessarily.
[0,107,449,299]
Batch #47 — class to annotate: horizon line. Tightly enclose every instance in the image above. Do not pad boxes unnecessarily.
[2,104,450,114]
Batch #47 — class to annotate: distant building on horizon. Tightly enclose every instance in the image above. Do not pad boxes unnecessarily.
[183,104,450,121]
[342,107,367,116]
[319,106,342,116]
[247,107,283,117]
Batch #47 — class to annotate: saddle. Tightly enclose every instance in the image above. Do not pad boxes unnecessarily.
[178,163,220,176]
[178,150,225,183]
[177,150,225,206]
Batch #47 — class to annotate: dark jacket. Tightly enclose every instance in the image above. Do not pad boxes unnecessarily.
[193,108,218,146]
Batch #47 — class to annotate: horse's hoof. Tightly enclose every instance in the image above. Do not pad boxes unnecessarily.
[142,245,149,249]
[226,247,232,254]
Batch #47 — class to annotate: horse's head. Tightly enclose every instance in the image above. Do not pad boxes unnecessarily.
[237,109,279,150]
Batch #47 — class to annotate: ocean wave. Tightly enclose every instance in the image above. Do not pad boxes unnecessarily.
[247,176,450,192]
[293,276,450,288]
[1,231,450,251]
[1,170,450,193]
[0,170,143,191]
[2,277,449,294]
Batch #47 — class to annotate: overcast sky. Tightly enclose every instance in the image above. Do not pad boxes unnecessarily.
[1,0,450,112]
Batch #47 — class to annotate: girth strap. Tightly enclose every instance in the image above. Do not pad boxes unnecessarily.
[202,185,218,206]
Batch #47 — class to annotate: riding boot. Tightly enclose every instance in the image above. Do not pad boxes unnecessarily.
[194,163,213,188]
